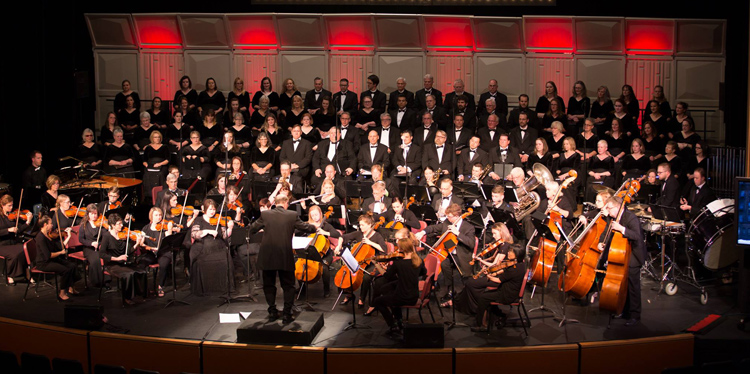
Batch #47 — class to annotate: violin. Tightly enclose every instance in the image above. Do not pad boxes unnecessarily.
[154,220,181,231]
[227,200,245,213]
[107,201,123,210]
[473,259,518,279]
[92,216,109,229]
[364,251,405,263]
[116,228,152,241]
[48,227,78,241]
[171,205,200,216]
[63,205,86,218]
[469,239,505,266]
[7,209,31,221]
[208,216,243,227]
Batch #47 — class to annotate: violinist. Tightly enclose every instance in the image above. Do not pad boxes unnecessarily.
[0,194,32,284]
[40,175,61,212]
[50,195,80,231]
[189,199,234,297]
[99,213,149,305]
[246,195,318,323]
[97,187,124,218]
[334,213,387,309]
[223,185,245,224]
[456,222,513,314]
[77,204,107,287]
[155,173,186,209]
[160,191,200,232]
[379,196,419,231]
[597,196,647,326]
[362,181,391,214]
[35,215,78,301]
[471,244,526,332]
[371,238,426,338]
[140,207,173,297]
[311,179,342,206]
[415,203,476,304]
[300,205,341,298]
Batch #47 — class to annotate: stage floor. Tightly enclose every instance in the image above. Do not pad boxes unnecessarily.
[0,266,747,358]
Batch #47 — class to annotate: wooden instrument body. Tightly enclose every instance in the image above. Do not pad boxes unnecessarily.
[384,220,404,230]
[560,215,607,298]
[599,231,631,314]
[333,241,374,291]
[530,236,557,286]
[294,233,331,284]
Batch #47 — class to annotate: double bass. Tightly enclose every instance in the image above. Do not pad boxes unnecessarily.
[599,179,640,314]
[529,172,576,286]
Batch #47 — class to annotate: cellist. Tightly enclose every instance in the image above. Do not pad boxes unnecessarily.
[576,189,612,305]
[415,203,476,306]
[597,196,647,326]
[378,197,420,231]
[299,205,341,298]
[333,213,387,309]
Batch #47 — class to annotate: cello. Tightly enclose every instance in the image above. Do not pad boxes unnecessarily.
[333,240,375,291]
[425,208,472,277]
[599,179,640,314]
[294,208,334,284]
[529,172,576,286]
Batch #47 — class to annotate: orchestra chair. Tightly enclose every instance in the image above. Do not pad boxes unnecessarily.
[20,352,51,373]
[422,254,444,318]
[151,186,163,206]
[403,273,437,323]
[22,239,59,302]
[0,317,89,374]
[386,242,395,254]
[487,269,531,337]
[0,253,8,285]
[65,225,89,288]
[90,332,201,374]
[148,263,160,296]
[0,350,20,374]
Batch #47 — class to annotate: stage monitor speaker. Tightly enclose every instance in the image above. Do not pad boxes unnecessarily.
[64,305,104,330]
[403,324,444,348]
[237,312,324,346]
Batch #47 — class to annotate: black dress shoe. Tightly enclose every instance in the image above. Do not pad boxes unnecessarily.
[323,291,331,298]
[340,297,352,305]
[385,326,403,338]
[268,310,280,321]
[470,326,489,333]
[624,318,640,327]
[440,291,454,303]
[363,308,376,316]
[282,314,295,324]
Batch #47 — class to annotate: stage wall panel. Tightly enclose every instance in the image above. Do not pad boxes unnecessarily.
[475,54,525,105]
[183,51,232,92]
[526,55,575,104]
[139,51,184,106]
[575,56,626,98]
[280,52,328,94]
[329,53,375,95]
[427,54,475,97]
[375,53,425,95]
[233,53,279,94]
[625,57,674,118]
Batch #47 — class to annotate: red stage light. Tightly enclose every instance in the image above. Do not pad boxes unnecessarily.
[231,16,278,49]
[524,18,573,53]
[424,17,474,50]
[626,20,674,55]
[327,17,374,50]
[136,18,182,48]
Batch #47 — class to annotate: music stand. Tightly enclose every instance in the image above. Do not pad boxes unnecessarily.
[294,238,323,311]
[493,163,514,179]
[344,180,373,207]
[178,178,206,203]
[489,208,522,239]
[553,221,580,327]
[453,183,483,201]
[250,181,277,204]
[409,205,438,223]
[405,185,432,204]
[159,231,189,308]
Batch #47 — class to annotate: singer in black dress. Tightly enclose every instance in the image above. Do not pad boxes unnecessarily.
[104,129,136,177]
[252,77,281,112]
[173,75,199,110]
[250,132,277,181]
[142,131,171,199]
[147,97,171,128]
[77,129,103,169]
[586,140,615,202]
[166,112,192,154]
[621,139,651,180]
[313,97,336,131]
[527,137,555,171]
[180,131,212,180]
[197,78,226,124]
[590,86,614,137]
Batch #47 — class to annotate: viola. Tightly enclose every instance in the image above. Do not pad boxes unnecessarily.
[154,220,181,231]
[208,216,243,227]
[92,216,109,229]
[171,205,200,216]
[7,209,31,221]
[63,205,86,218]
[469,239,505,266]
[473,258,518,279]
[228,201,245,213]
[107,201,122,210]
[48,227,78,241]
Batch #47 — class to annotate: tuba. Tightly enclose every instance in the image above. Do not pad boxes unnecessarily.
[513,163,554,221]
[477,163,493,181]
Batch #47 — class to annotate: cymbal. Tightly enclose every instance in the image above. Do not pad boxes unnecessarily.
[634,210,652,218]
[592,184,615,195]
[628,203,649,211]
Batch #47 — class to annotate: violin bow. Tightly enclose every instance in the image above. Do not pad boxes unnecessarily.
[179,176,201,225]
[54,209,66,254]
[14,188,24,232]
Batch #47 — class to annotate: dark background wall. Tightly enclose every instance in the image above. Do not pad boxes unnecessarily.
[0,0,746,193]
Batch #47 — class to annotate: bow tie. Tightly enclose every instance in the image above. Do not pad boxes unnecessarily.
[490,93,496,96]
[382,128,389,131]
[315,91,322,94]
[436,145,444,149]
[293,139,299,143]
[455,129,462,132]
[370,145,378,148]
[425,90,432,94]
[330,141,338,146]
[399,109,406,113]
[340,91,347,95]
[470,148,477,152]
[443,195,451,200]
[500,148,508,152]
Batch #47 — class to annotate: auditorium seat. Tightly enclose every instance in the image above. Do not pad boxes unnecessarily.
[0,317,88,373]
[202,342,324,374]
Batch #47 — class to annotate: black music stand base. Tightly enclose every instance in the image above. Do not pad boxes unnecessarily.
[444,258,469,330]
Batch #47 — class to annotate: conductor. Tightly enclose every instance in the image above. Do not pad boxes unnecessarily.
[246,195,319,323]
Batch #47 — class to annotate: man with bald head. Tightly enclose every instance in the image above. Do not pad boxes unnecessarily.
[444,78,475,112]
[415,74,443,111]
[478,79,508,118]
[478,97,508,129]
[388,77,415,111]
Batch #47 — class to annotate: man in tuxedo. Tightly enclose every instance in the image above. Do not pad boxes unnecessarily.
[388,77,415,111]
[312,127,357,186]
[450,95,477,130]
[22,150,46,192]
[312,164,347,202]
[655,163,681,208]
[429,179,465,220]
[422,94,450,129]
[338,112,364,152]
[680,167,717,219]
[508,94,538,131]
[360,74,387,112]
[477,79,509,118]
[477,114,503,152]
[362,180,392,215]
[415,74,443,111]
[509,112,538,162]
[279,125,313,179]
[392,130,422,184]
[413,113,437,147]
[446,113,473,153]
[375,113,400,152]
[477,97,508,130]
[155,173,186,208]
[303,77,331,115]
[332,78,358,118]
[358,130,391,179]
[422,130,455,179]
[444,79,475,113]
[273,161,305,195]
[389,94,418,131]
[457,136,489,179]
[488,133,522,181]
[459,162,493,186]
[246,194,319,323]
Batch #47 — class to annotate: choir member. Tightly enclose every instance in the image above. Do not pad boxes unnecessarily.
[413,112,438,147]
[542,97,566,135]
[641,121,663,164]
[535,81,565,119]
[173,75,198,110]
[686,140,710,181]
[250,95,271,129]
[214,131,241,179]
[104,128,136,177]
[488,133,522,180]
[332,78,359,118]
[299,113,321,145]
[166,111,191,154]
[147,97,170,129]
[228,112,253,163]
[507,94,535,130]
[556,137,580,187]
[620,84,641,125]
[422,94,450,129]
[228,77,251,114]
[189,199,234,296]
[116,95,139,133]
[567,80,590,134]
[457,136,489,179]
[375,113,399,151]
[197,77,226,122]
[180,131,211,180]
[415,74,443,111]
[100,112,119,146]
[652,85,672,120]
[312,127,356,185]
[477,114,503,152]
[590,86,614,137]
[260,113,285,151]
[422,130,455,179]
[672,117,701,155]
[447,113,472,150]
[358,130,390,178]
[283,95,307,131]
[313,96,336,131]
[354,95,381,132]
[279,125,314,178]
[478,79,508,119]
[132,112,157,150]
[662,141,683,180]
[388,77,415,111]
[141,131,170,199]
[608,98,638,138]
[509,112,538,159]
[360,74,387,112]
[445,80,476,114]
[278,78,302,116]
[392,130,421,184]
[666,101,690,139]
[605,119,629,164]
[621,138,651,180]
[251,132,277,181]
[0,195,32,284]
[304,77,331,115]
[389,94,418,131]
[586,140,615,202]
[224,97,248,128]
[528,137,554,171]
[252,77,280,112]
[175,95,201,128]
[575,118,599,161]
[114,79,141,114]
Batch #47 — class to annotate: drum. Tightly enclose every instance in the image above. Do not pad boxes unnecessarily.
[663,222,685,235]
[641,218,662,233]
[688,201,739,270]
